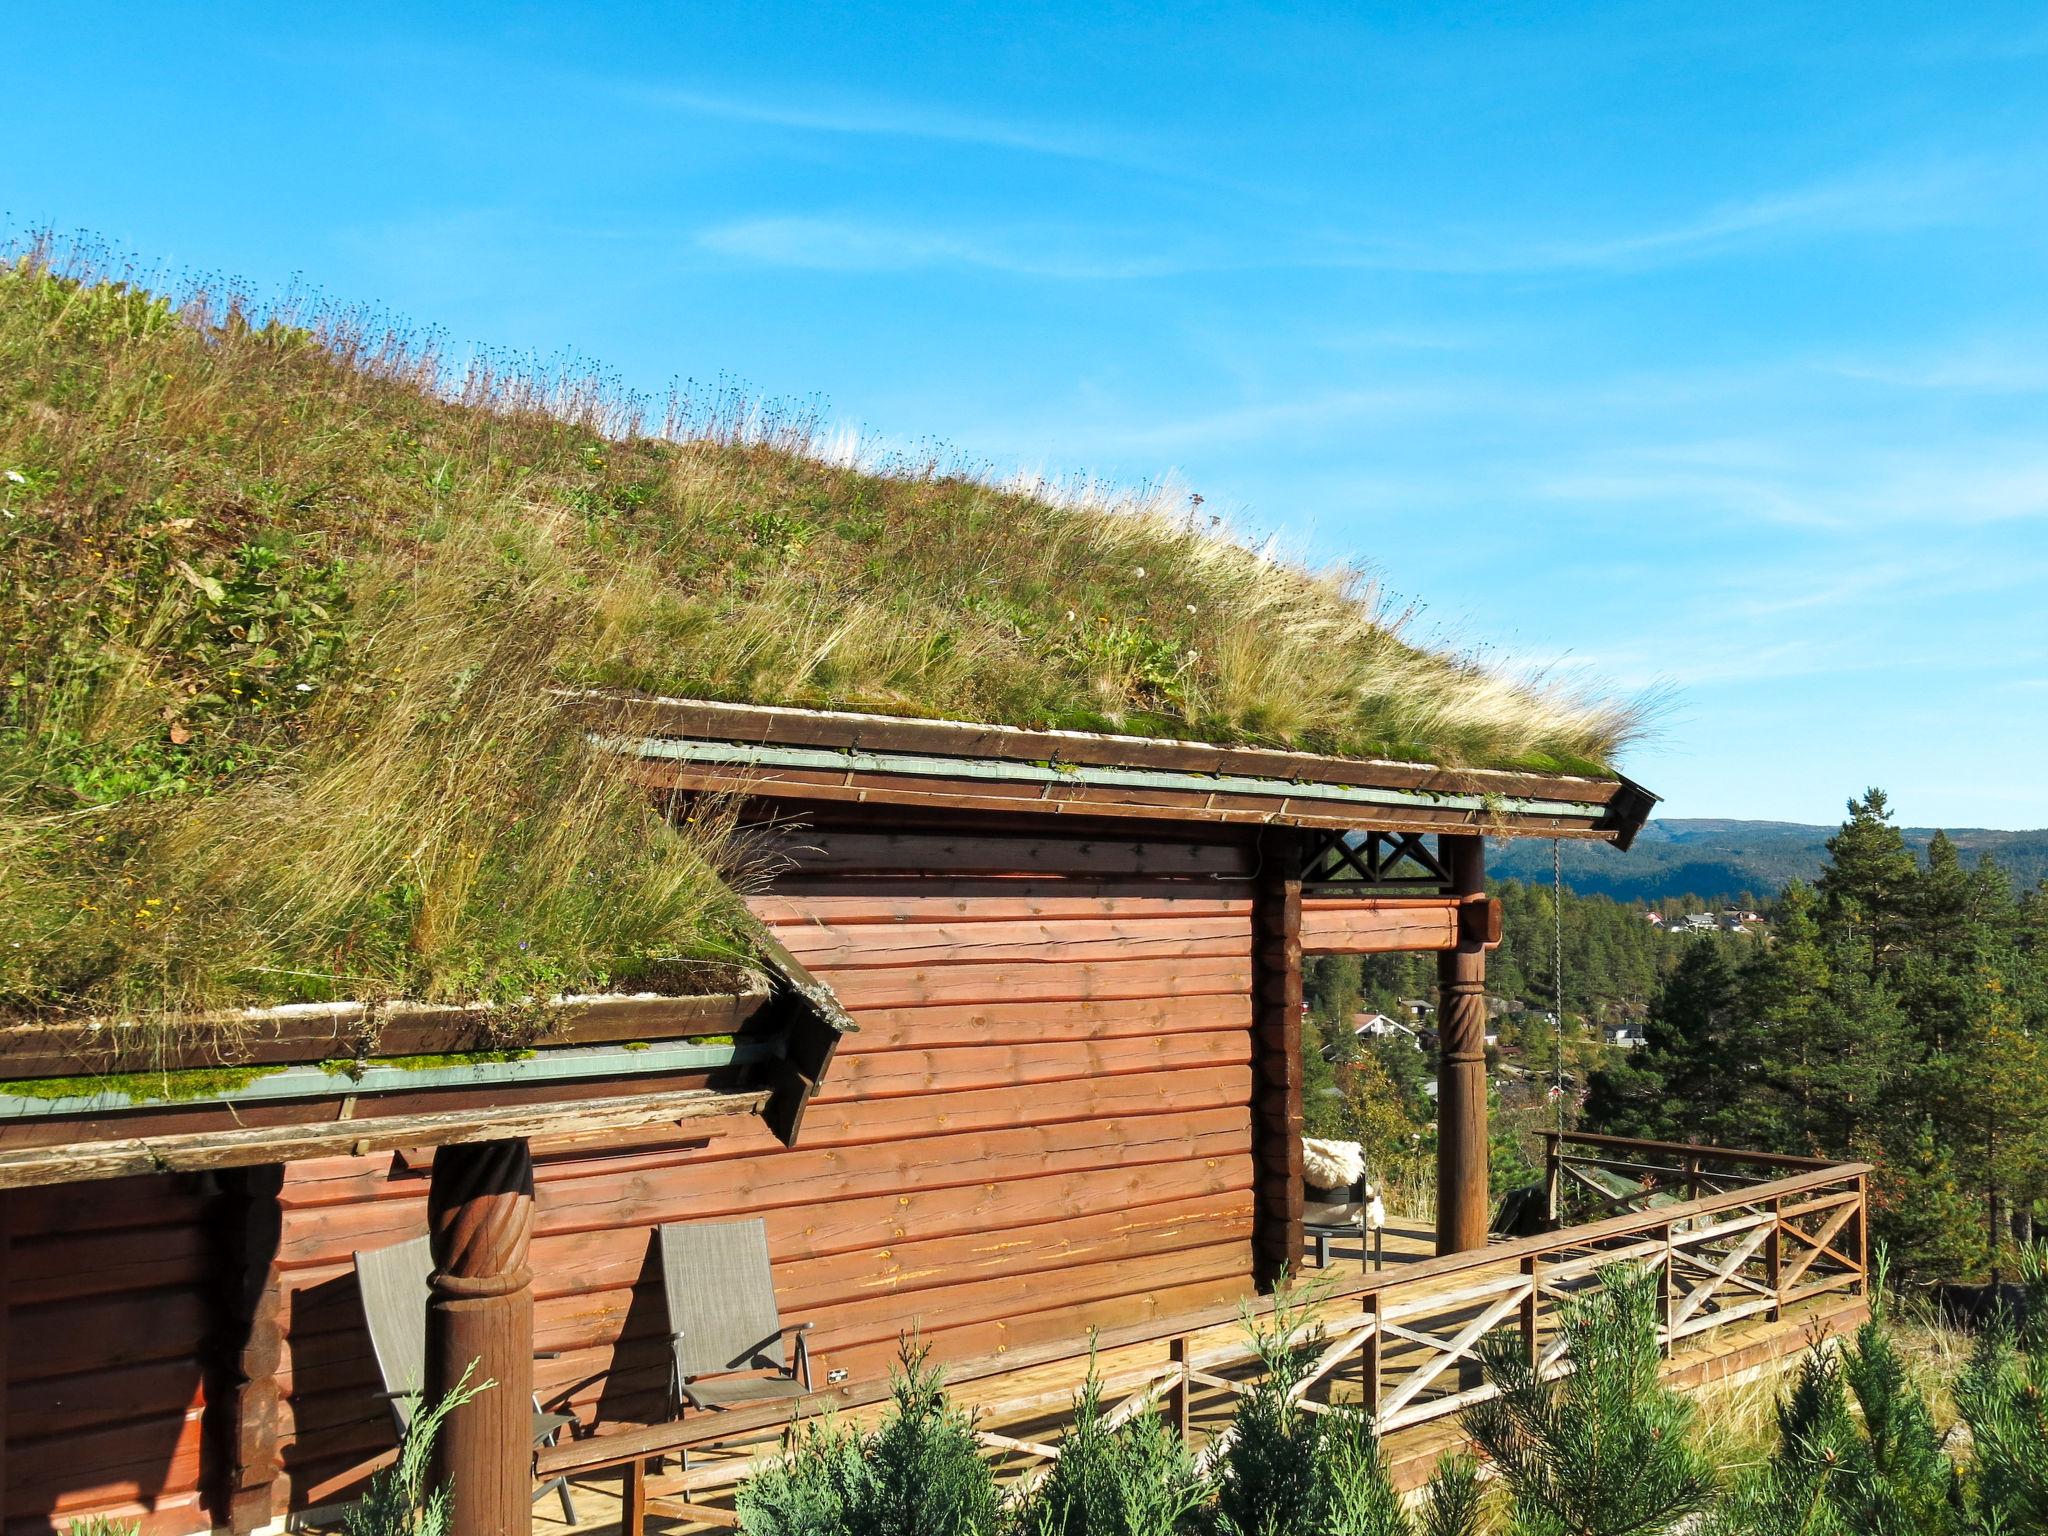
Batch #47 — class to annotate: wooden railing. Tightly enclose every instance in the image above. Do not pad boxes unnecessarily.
[540,1135,1870,1506]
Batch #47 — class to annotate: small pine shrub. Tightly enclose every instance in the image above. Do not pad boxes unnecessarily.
[738,1341,999,1536]
[1463,1262,1716,1536]
[1706,1349,1860,1536]
[1954,1245,2048,1532]
[859,1344,1003,1536]
[1017,1357,1208,1536]
[341,1364,487,1536]
[735,1417,873,1536]
[1210,1285,1478,1536]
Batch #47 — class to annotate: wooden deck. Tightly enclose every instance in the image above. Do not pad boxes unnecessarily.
[530,1151,1871,1534]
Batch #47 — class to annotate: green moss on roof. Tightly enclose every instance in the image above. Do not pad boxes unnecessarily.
[0,1064,288,1103]
[0,241,1640,1026]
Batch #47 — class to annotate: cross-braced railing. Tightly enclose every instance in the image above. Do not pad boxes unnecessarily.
[537,1137,1870,1513]
[975,1139,1869,1491]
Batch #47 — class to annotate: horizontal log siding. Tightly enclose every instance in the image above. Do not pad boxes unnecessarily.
[4,1177,218,1536]
[254,832,1260,1517]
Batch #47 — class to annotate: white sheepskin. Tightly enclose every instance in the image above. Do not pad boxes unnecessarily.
[1302,1137,1366,1190]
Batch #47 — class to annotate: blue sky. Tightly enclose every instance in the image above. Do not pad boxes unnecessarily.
[10,3,2048,827]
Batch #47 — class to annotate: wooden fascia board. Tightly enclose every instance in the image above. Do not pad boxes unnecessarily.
[574,692,1628,805]
[621,745,1631,840]
[0,1086,770,1188]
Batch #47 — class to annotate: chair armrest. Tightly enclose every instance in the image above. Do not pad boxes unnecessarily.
[773,1322,816,1337]
[793,1328,815,1390]
[533,1351,563,1361]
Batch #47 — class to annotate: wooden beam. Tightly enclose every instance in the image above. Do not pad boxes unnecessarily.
[0,980,771,1080]
[1299,899,1459,954]
[428,1139,537,1536]
[1250,828,1305,1289]
[0,1087,768,1188]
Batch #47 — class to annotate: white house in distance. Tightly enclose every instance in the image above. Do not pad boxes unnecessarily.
[1352,1012,1422,1049]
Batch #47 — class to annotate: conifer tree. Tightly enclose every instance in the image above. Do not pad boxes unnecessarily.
[1954,1244,2048,1530]
[1463,1264,1716,1536]
[1816,790,1921,977]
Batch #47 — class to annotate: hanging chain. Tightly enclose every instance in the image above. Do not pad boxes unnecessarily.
[1552,837,1566,1132]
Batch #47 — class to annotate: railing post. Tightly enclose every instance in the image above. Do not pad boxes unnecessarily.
[1361,1292,1382,1424]
[1544,1133,1561,1226]
[1168,1336,1191,1442]
[1855,1171,1870,1296]
[1521,1254,1540,1372]
[1685,1152,1702,1205]
[1658,1221,1674,1357]
[1767,1195,1784,1322]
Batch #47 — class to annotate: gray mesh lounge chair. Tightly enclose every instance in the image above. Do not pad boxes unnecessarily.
[659,1219,813,1414]
[353,1235,578,1521]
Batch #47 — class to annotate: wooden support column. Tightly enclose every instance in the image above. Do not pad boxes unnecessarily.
[1251,827,1305,1289]
[205,1165,287,1535]
[428,1139,537,1536]
[1435,834,1491,1255]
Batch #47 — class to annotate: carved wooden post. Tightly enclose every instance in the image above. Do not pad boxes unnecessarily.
[427,1139,536,1536]
[1251,828,1306,1289]
[1436,834,1491,1254]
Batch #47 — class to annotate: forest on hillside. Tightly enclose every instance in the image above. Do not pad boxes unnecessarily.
[1490,817,2048,905]
[1307,791,2048,1283]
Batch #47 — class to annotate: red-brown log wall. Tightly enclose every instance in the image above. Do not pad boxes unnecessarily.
[3,1177,219,1536]
[262,827,1262,1517]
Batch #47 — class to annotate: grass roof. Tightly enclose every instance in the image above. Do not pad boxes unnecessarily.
[0,240,1644,1024]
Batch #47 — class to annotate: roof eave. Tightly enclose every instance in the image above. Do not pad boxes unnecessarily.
[583,693,1659,845]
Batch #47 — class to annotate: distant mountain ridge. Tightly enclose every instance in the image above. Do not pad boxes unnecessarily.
[1490,818,2048,905]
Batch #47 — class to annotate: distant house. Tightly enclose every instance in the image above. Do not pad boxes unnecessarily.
[1680,912,1718,933]
[1400,998,1437,1021]
[1642,911,1665,926]
[1606,1024,1646,1049]
[1352,1012,1421,1049]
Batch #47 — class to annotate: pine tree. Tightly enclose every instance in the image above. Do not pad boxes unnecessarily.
[1707,1349,1858,1536]
[1210,1291,1480,1536]
[1463,1264,1716,1536]
[1953,1244,2048,1530]
[1018,1356,1208,1536]
[1816,791,1920,978]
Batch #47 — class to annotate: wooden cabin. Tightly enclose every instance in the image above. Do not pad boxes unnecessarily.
[0,695,1875,1536]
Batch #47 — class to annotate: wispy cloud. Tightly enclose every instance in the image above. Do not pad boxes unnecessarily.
[1821,343,2048,394]
[1327,160,1989,276]
[619,80,1258,189]
[695,216,1199,279]
[637,83,1121,160]
[1541,439,2048,530]
[696,154,1990,284]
